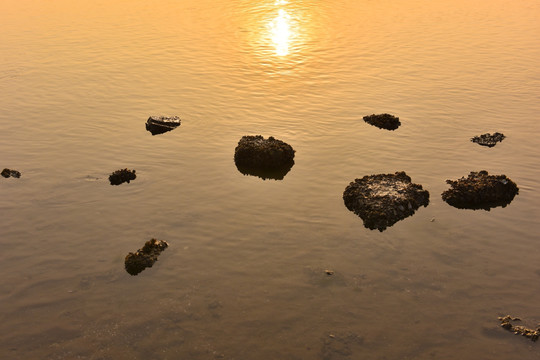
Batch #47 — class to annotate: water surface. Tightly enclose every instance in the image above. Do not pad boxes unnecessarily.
[1,0,540,359]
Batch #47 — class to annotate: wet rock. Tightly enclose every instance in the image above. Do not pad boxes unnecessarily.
[1,168,21,178]
[442,171,518,210]
[363,113,401,130]
[234,135,295,180]
[109,168,136,185]
[471,132,505,147]
[498,315,540,341]
[343,172,429,231]
[125,238,169,276]
[146,115,181,135]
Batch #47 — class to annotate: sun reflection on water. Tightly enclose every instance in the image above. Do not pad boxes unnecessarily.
[269,8,292,56]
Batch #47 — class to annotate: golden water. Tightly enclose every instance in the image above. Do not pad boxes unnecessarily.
[1,0,540,358]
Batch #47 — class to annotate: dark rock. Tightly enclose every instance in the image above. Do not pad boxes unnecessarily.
[125,238,169,276]
[234,135,295,180]
[498,315,539,341]
[442,171,518,210]
[109,168,136,185]
[363,113,401,130]
[1,168,21,178]
[146,116,181,135]
[471,132,505,147]
[343,172,430,231]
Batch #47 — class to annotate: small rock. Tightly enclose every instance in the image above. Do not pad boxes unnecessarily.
[109,168,136,185]
[234,135,295,180]
[343,172,429,231]
[498,315,539,341]
[363,113,401,131]
[1,168,21,178]
[442,171,518,210]
[125,238,169,276]
[471,132,505,147]
[325,270,334,276]
[146,116,181,135]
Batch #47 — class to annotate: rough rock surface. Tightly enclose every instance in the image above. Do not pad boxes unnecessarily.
[442,171,518,210]
[125,238,169,276]
[109,168,136,185]
[343,172,430,231]
[471,132,505,147]
[234,135,295,180]
[363,113,401,130]
[498,315,540,341]
[1,168,21,178]
[146,116,181,135]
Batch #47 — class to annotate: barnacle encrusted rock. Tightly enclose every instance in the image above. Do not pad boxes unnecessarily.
[343,172,430,231]
[471,132,505,147]
[498,315,540,342]
[363,113,401,130]
[109,168,136,185]
[442,171,518,210]
[1,168,21,178]
[125,238,169,276]
[146,116,181,135]
[234,135,295,180]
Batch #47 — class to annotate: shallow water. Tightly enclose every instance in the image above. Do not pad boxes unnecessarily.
[1,0,540,358]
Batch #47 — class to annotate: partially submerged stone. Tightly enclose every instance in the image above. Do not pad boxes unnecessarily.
[146,116,181,135]
[363,113,401,130]
[125,238,169,276]
[498,315,540,342]
[442,171,518,210]
[1,168,21,178]
[109,168,136,185]
[343,172,429,231]
[234,135,295,180]
[471,132,505,147]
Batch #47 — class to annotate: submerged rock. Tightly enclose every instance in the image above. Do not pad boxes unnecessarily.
[442,171,518,210]
[498,315,540,342]
[363,113,401,130]
[471,132,505,147]
[1,168,21,178]
[146,115,181,135]
[125,238,169,276]
[109,168,136,185]
[343,172,430,231]
[234,135,295,180]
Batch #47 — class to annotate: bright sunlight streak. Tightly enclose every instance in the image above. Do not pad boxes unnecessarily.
[269,9,292,56]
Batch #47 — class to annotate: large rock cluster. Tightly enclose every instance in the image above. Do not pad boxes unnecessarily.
[109,168,136,185]
[343,172,430,231]
[234,135,295,180]
[146,116,181,135]
[441,171,518,210]
[363,113,401,130]
[124,238,169,276]
[471,132,505,147]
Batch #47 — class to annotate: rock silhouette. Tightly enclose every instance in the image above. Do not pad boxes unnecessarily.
[146,116,181,135]
[125,238,169,276]
[363,113,401,130]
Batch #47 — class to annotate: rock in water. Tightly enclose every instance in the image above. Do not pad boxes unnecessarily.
[498,315,540,342]
[363,113,401,130]
[146,116,181,135]
[442,171,518,210]
[1,168,21,178]
[234,135,295,180]
[471,132,505,147]
[109,168,136,185]
[343,172,429,231]
[125,238,169,276]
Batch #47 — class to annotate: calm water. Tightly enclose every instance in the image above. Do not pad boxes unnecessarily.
[1,0,540,358]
